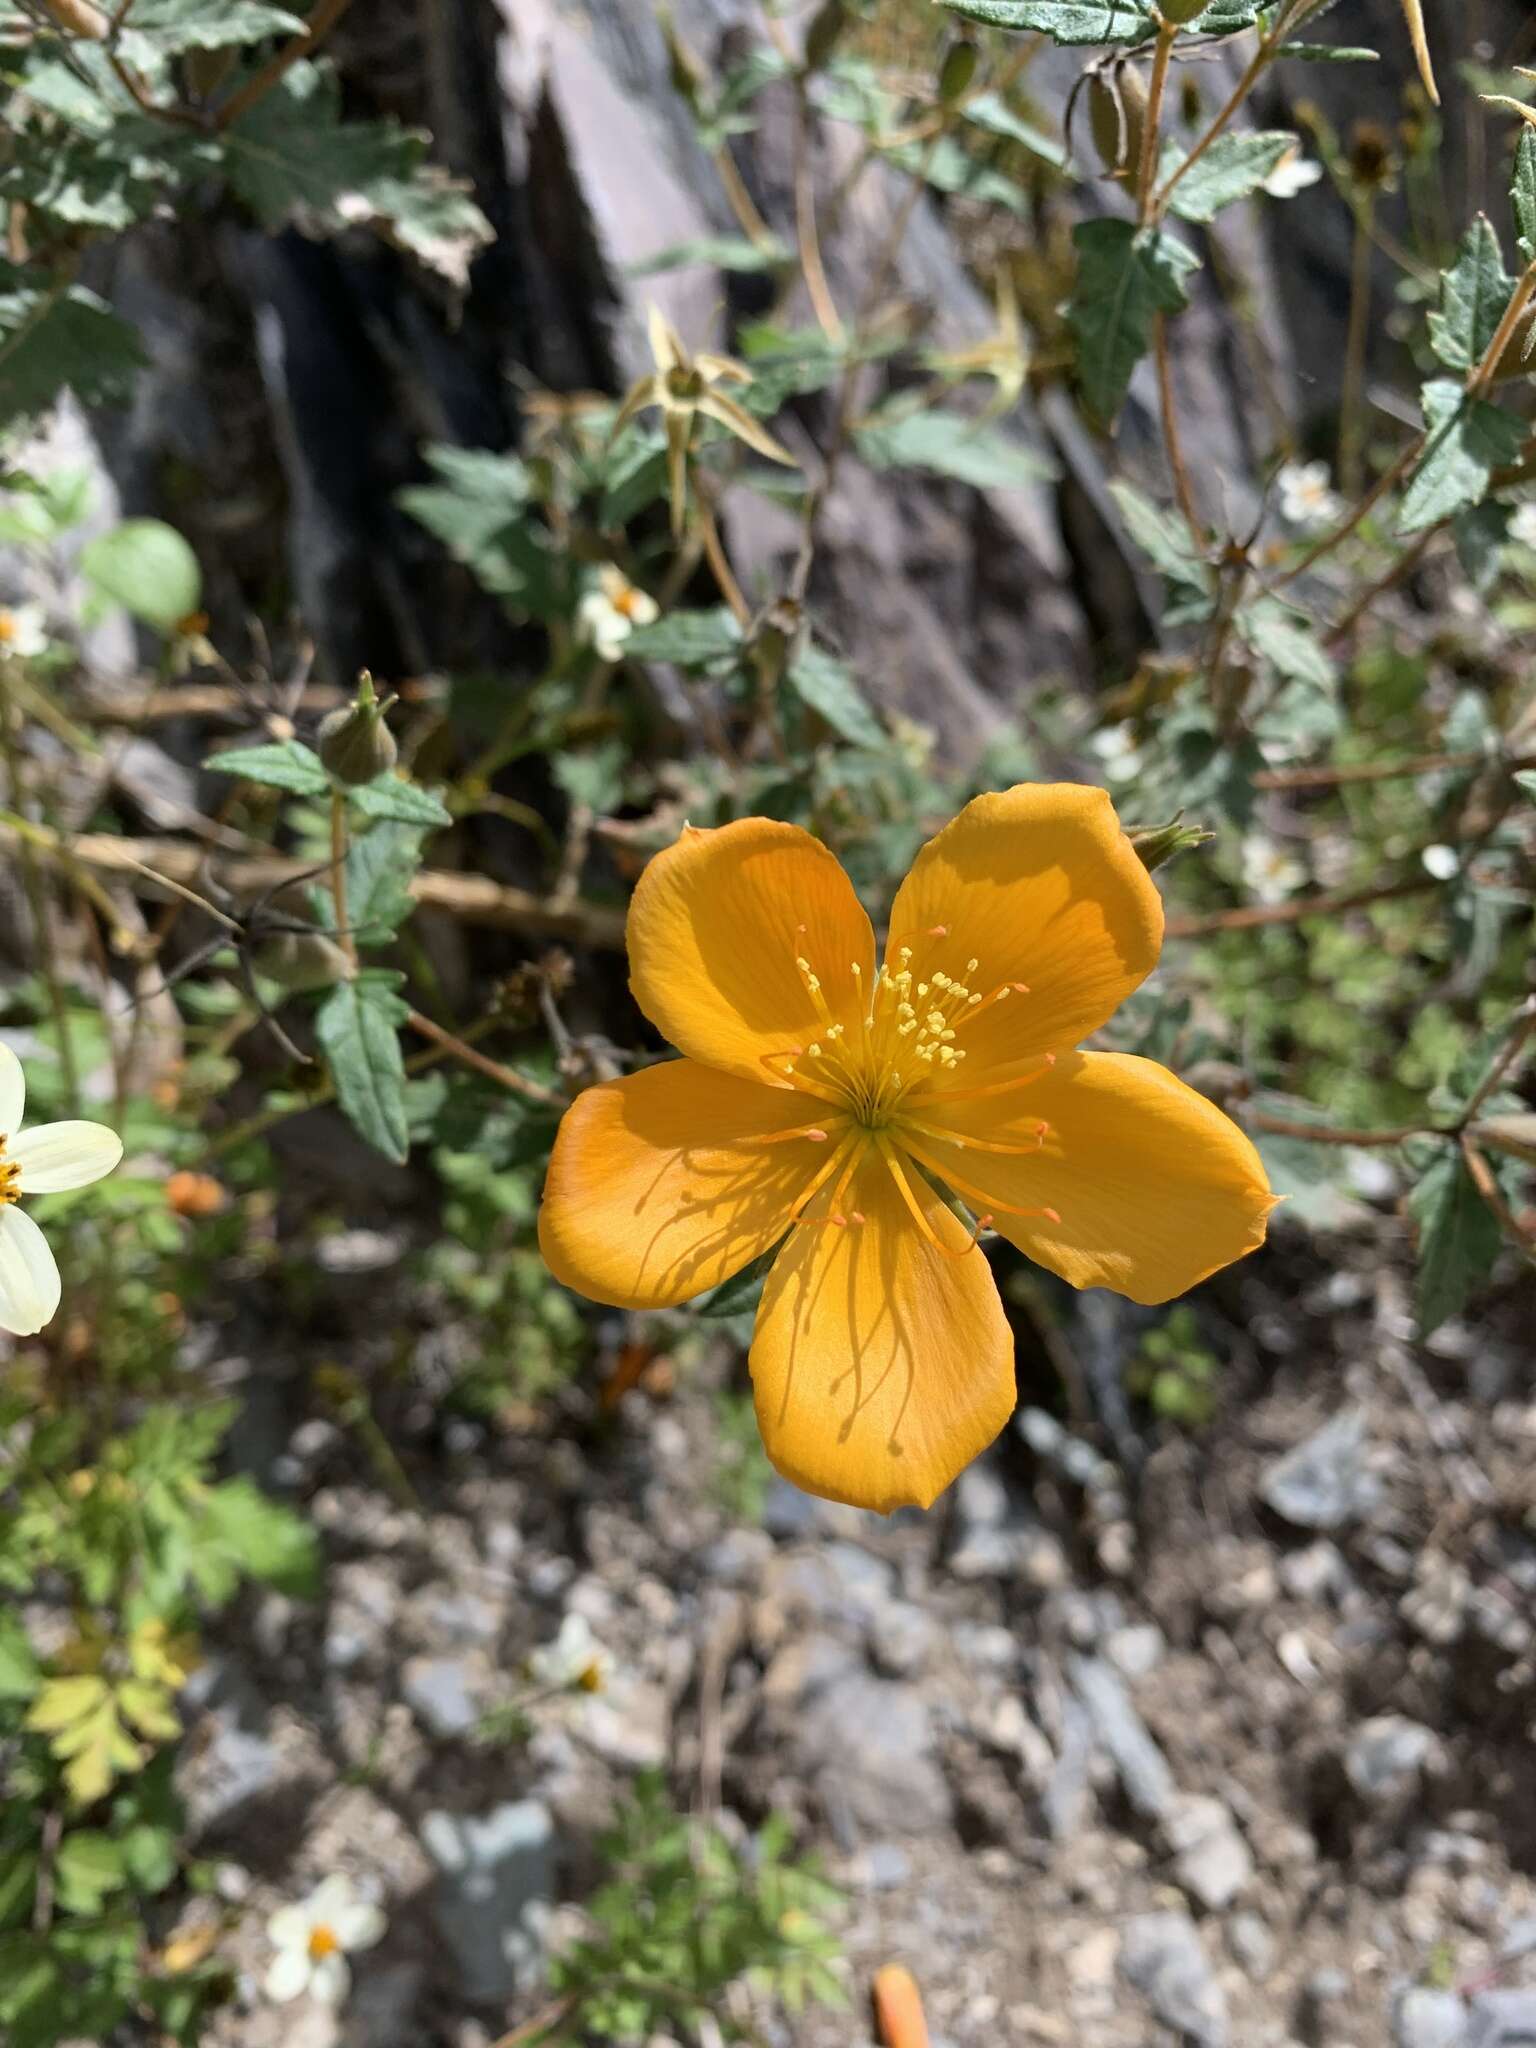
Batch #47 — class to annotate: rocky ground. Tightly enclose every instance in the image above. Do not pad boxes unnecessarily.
[162,1201,1536,2048]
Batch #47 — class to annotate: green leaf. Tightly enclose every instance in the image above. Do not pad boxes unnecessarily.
[222,62,491,284]
[399,445,532,555]
[1516,129,1536,263]
[624,608,744,666]
[599,430,670,528]
[80,519,201,630]
[854,406,1057,488]
[1066,219,1200,426]
[203,739,328,796]
[1107,479,1213,594]
[0,268,145,429]
[690,1247,778,1318]
[340,821,424,946]
[0,126,208,231]
[1399,379,1527,533]
[199,1478,320,1597]
[628,235,791,275]
[0,1612,38,1702]
[885,135,1027,215]
[1408,1146,1503,1336]
[1161,131,1297,224]
[1279,43,1379,61]
[960,93,1068,169]
[348,775,452,827]
[940,0,1153,43]
[55,1832,127,1916]
[1239,598,1338,690]
[119,1823,177,1894]
[1427,217,1514,373]
[786,644,884,748]
[315,975,411,1164]
[553,739,626,813]
[1514,769,1536,801]
[120,0,305,51]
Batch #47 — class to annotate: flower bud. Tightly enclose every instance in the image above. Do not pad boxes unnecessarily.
[253,929,354,993]
[1127,814,1213,873]
[1158,0,1209,23]
[317,672,398,786]
[938,38,979,104]
[1089,68,1149,193]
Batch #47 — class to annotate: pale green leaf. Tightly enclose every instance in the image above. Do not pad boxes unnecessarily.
[1066,219,1200,425]
[203,739,328,796]
[1408,1145,1503,1335]
[1161,131,1297,224]
[80,519,201,630]
[855,406,1057,488]
[1427,217,1514,373]
[1399,380,1527,532]
[315,975,411,1164]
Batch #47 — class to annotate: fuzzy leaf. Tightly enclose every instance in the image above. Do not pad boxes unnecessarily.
[80,519,201,630]
[1161,131,1298,224]
[1516,129,1536,263]
[1428,217,1514,374]
[1239,599,1338,690]
[1408,1146,1503,1336]
[315,974,411,1164]
[940,0,1153,41]
[339,822,425,946]
[120,0,305,50]
[855,406,1057,488]
[787,644,884,748]
[0,267,144,428]
[203,739,328,795]
[1399,380,1527,533]
[624,608,743,666]
[1066,219,1200,426]
[347,776,452,828]
[1107,479,1213,593]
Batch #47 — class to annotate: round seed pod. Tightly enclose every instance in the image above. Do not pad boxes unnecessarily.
[1088,67,1149,191]
[317,673,398,786]
[1159,0,1210,24]
[939,37,980,104]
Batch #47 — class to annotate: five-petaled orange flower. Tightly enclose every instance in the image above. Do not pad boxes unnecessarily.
[540,785,1276,1513]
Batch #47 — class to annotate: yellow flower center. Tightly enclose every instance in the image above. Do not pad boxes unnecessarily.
[755,926,1061,1258]
[308,1924,339,1961]
[0,612,14,644]
[577,1660,604,1692]
[0,1140,19,1207]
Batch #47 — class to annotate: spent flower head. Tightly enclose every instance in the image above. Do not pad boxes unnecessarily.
[264,1874,385,2007]
[613,305,796,538]
[0,1044,122,1337]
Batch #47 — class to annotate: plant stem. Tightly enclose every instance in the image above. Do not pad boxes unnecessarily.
[1137,23,1177,228]
[215,0,355,127]
[1459,1000,1536,1128]
[329,787,356,967]
[1338,195,1375,499]
[1165,874,1435,938]
[1153,312,1202,539]
[1246,1110,1428,1148]
[1253,747,1533,790]
[404,1007,562,1108]
[693,480,752,626]
[1461,1134,1536,1254]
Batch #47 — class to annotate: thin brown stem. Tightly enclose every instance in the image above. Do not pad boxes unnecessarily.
[1136,24,1177,228]
[694,480,751,626]
[1276,434,1421,586]
[1166,874,1434,938]
[1461,1134,1536,1254]
[1247,1110,1429,1148]
[1153,312,1202,539]
[793,101,844,345]
[1469,256,1536,398]
[1326,523,1435,646]
[1459,1000,1536,1128]
[404,1009,562,1108]
[1252,747,1534,790]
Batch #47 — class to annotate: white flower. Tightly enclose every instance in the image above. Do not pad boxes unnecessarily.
[0,602,49,659]
[577,566,659,662]
[1276,460,1344,533]
[1422,843,1460,881]
[1263,150,1324,200]
[1241,833,1307,905]
[0,1044,122,1337]
[264,1875,386,2007]
[1507,502,1536,550]
[530,1612,612,1694]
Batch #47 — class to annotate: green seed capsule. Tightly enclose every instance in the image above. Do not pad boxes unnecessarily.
[1159,0,1209,24]
[939,38,979,104]
[1088,68,1148,191]
[317,672,398,787]
[253,930,355,993]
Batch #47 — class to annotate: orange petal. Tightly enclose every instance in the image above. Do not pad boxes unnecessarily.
[884,783,1162,1070]
[873,1966,930,2048]
[627,818,876,1085]
[539,1059,832,1310]
[749,1145,1014,1513]
[912,1051,1276,1305]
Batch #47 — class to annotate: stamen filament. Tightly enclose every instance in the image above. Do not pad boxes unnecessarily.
[876,1137,981,1259]
[899,1138,1061,1226]
[906,1053,1056,1109]
[899,1116,1048,1156]
[788,1132,861,1223]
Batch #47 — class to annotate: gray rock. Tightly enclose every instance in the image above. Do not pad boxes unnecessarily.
[1227,1912,1275,1979]
[1042,1696,1095,1841]
[1163,1793,1253,1911]
[1120,1911,1228,2048]
[1394,1989,1469,2048]
[402,1656,482,1741]
[849,1842,912,1891]
[1260,1407,1381,1530]
[1104,1623,1165,1679]
[1344,1716,1443,1806]
[1279,1540,1350,1603]
[340,1959,428,2048]
[702,1527,773,1586]
[869,1600,937,1678]
[1069,1653,1176,1821]
[1467,1989,1536,2047]
[421,1801,555,2004]
[179,1718,282,1835]
[797,1673,951,1840]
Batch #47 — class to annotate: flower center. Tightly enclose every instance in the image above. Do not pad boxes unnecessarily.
[0,613,14,644]
[754,928,1061,1256]
[308,1924,339,1961]
[0,1140,19,1207]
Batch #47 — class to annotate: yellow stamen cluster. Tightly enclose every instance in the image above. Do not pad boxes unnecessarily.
[307,1925,339,1961]
[0,1141,18,1208]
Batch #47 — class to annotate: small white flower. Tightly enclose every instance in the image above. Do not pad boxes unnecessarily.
[1276,460,1344,534]
[0,1044,122,1338]
[0,602,49,659]
[577,566,659,662]
[1422,843,1460,881]
[1241,833,1307,905]
[264,1874,386,2008]
[530,1612,613,1694]
[1507,502,1536,550]
[1263,150,1324,200]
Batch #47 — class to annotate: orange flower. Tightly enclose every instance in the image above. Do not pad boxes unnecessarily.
[539,785,1275,1513]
